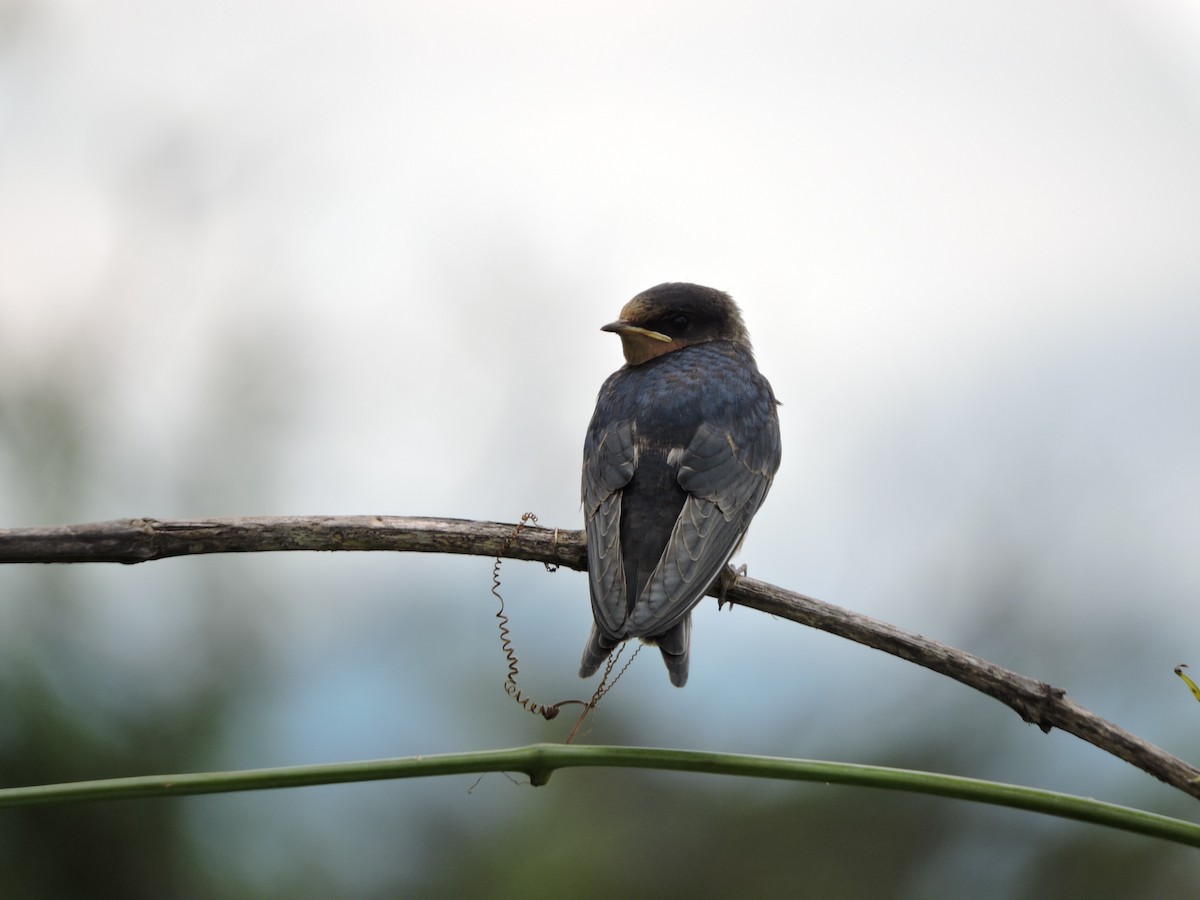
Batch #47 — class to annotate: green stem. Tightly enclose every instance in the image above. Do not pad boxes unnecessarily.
[2,744,1197,847]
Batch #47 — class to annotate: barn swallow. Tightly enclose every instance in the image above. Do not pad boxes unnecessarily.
[580,283,781,687]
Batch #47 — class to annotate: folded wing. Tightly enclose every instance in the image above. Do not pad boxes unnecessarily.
[626,419,778,635]
[582,422,636,636]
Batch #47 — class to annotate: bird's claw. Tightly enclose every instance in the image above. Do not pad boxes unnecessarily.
[716,563,747,610]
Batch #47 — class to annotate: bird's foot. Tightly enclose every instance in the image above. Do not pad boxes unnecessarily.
[716,563,747,610]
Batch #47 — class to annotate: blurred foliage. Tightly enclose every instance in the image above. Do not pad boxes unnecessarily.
[0,314,278,897]
[0,612,234,898]
[399,742,1200,900]
[412,772,952,899]
[2,335,1200,898]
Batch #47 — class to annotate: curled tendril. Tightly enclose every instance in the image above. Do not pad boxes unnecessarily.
[492,513,563,720]
[491,511,640,741]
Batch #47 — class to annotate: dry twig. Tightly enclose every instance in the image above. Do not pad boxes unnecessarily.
[2,515,1197,799]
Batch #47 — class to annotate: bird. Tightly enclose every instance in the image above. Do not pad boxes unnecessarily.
[579,282,781,687]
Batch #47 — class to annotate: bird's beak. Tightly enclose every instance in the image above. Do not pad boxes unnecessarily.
[601,320,672,343]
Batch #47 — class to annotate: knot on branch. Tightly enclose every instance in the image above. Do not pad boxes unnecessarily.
[1010,682,1067,734]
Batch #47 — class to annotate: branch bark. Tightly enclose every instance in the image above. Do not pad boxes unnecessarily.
[2,515,1197,800]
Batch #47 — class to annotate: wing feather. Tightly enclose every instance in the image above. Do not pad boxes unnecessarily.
[628,418,779,635]
[582,422,636,636]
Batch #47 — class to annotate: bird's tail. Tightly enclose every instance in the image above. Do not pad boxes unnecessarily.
[578,623,617,679]
[579,615,692,687]
[653,614,691,688]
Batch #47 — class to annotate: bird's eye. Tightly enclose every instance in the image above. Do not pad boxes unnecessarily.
[670,314,689,329]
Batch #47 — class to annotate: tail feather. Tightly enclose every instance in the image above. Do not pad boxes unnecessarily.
[579,623,617,678]
[579,614,693,687]
[653,615,691,688]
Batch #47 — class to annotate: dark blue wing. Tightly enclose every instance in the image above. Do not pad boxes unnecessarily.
[625,414,780,636]
[582,420,635,637]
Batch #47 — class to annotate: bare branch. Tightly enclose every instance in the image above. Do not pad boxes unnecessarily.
[2,515,1197,799]
[0,516,585,567]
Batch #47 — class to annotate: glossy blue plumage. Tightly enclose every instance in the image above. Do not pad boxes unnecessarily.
[581,329,781,687]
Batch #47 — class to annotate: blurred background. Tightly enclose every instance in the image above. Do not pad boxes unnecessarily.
[2,0,1200,896]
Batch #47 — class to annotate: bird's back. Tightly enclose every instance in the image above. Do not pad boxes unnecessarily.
[583,340,779,643]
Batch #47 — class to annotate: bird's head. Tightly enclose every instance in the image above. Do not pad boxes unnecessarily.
[602,282,750,366]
